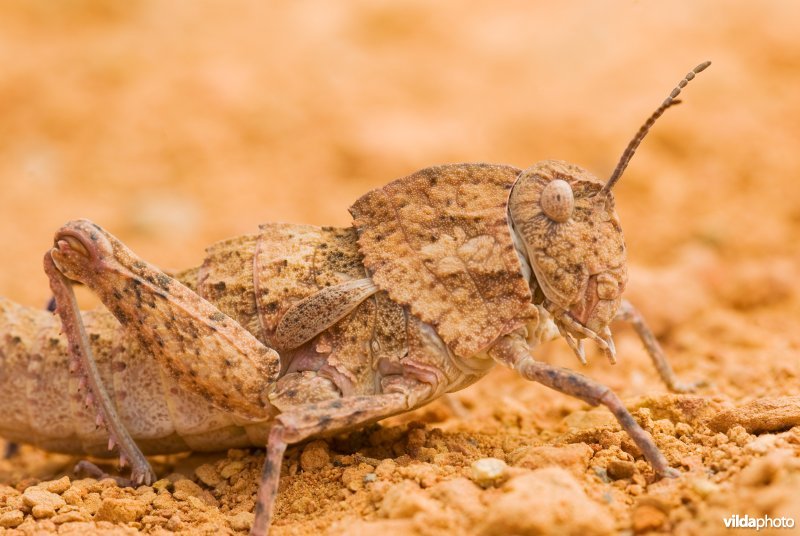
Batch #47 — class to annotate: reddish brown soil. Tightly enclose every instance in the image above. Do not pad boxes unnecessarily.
[1,2,799,535]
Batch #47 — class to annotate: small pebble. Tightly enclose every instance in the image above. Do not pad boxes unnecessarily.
[22,487,66,511]
[342,464,375,492]
[141,514,167,526]
[690,477,719,498]
[633,504,667,532]
[166,513,183,531]
[187,495,207,511]
[470,457,509,487]
[228,511,255,531]
[95,497,147,523]
[0,510,24,528]
[61,486,84,506]
[195,464,223,487]
[300,440,330,472]
[51,510,87,524]
[32,504,57,518]
[42,476,71,495]
[173,479,204,500]
[607,459,636,480]
[220,461,246,479]
[375,459,397,479]
[745,434,777,454]
[227,449,248,459]
[152,479,171,492]
[152,492,176,510]
[592,466,611,483]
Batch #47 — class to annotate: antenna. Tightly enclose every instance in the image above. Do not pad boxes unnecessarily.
[599,61,711,197]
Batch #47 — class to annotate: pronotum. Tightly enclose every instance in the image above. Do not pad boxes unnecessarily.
[0,62,710,535]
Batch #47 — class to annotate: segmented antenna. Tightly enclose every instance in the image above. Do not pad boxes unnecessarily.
[599,61,711,196]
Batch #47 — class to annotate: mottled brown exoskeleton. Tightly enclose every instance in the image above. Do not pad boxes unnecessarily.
[0,63,710,535]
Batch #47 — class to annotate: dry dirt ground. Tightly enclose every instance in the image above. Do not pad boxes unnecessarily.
[1,2,799,535]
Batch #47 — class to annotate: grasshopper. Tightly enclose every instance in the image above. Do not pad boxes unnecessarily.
[0,63,710,535]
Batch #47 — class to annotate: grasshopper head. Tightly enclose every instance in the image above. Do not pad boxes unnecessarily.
[508,62,711,364]
[509,160,625,362]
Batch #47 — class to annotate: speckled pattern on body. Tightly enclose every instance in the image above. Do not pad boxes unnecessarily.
[350,163,538,358]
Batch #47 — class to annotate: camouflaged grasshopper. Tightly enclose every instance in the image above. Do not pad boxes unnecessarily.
[0,63,709,535]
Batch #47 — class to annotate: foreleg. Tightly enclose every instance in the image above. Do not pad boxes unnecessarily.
[489,333,678,478]
[616,299,706,393]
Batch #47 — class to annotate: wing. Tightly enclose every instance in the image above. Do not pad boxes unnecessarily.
[274,278,378,350]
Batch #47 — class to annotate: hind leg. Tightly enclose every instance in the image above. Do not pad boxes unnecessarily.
[45,219,282,484]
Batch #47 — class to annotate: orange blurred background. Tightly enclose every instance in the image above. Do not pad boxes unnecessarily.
[1,0,798,306]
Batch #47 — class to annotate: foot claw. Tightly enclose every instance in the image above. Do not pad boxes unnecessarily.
[130,465,156,486]
[659,467,681,479]
[74,460,133,487]
[671,379,709,394]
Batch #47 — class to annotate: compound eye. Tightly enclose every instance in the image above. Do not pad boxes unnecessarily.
[540,179,575,223]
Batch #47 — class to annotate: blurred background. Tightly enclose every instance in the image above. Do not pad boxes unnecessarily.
[1,5,799,530]
[0,0,798,306]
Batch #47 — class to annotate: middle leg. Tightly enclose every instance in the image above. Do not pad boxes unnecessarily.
[252,378,432,536]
